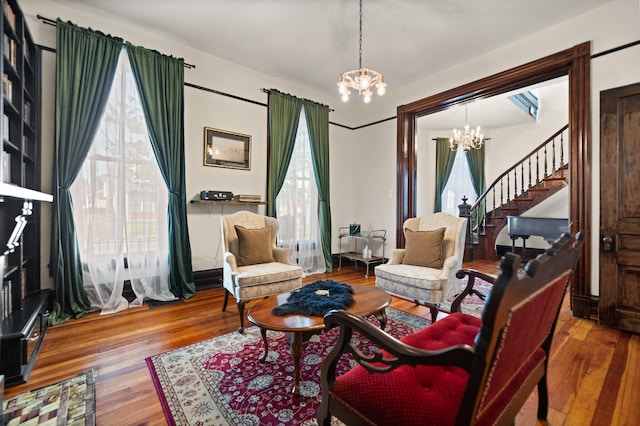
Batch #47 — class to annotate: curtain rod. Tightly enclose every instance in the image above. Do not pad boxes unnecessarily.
[261,88,334,112]
[431,137,491,141]
[36,14,196,69]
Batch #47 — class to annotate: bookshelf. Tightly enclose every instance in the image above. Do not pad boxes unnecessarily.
[0,0,52,387]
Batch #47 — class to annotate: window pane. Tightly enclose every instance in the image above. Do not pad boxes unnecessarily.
[72,51,167,257]
[442,148,476,216]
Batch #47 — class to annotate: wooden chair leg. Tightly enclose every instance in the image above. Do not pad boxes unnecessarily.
[427,303,439,323]
[222,289,229,312]
[537,374,549,421]
[237,300,247,334]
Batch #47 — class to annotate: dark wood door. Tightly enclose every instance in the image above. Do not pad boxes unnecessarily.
[600,82,640,333]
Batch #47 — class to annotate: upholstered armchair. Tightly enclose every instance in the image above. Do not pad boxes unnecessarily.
[318,232,585,426]
[221,211,303,333]
[375,212,467,322]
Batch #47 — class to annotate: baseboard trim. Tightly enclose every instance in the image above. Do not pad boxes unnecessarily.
[194,268,222,290]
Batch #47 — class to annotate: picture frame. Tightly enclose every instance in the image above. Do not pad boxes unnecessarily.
[203,127,251,170]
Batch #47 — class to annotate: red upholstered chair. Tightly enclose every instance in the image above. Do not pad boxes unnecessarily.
[317,232,585,426]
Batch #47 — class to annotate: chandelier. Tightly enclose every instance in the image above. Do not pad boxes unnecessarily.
[450,104,484,151]
[337,0,386,103]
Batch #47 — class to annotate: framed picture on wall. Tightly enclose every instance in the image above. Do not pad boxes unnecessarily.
[203,127,251,170]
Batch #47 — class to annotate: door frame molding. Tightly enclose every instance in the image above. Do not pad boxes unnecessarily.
[396,42,592,317]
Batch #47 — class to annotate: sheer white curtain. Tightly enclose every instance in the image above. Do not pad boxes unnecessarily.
[442,148,477,216]
[70,50,176,315]
[276,108,326,275]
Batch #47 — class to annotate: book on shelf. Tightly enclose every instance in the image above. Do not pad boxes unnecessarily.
[20,269,25,300]
[2,73,12,104]
[2,150,10,183]
[3,113,8,140]
[3,0,16,33]
[3,280,11,318]
[3,35,16,69]
[23,37,30,64]
[232,194,262,202]
[23,102,30,124]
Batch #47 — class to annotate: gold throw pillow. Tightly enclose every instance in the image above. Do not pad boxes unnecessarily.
[402,227,445,268]
[234,225,275,266]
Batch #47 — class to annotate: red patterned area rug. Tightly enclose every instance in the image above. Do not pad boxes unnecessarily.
[146,281,489,426]
[3,370,96,426]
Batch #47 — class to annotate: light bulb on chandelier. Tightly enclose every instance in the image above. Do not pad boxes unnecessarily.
[337,0,386,103]
[450,104,484,151]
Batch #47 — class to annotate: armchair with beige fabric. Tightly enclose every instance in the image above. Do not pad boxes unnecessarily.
[375,212,467,322]
[221,211,303,333]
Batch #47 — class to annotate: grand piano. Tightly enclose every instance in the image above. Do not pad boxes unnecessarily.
[506,216,569,259]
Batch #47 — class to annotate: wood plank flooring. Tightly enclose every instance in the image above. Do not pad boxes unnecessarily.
[4,263,639,425]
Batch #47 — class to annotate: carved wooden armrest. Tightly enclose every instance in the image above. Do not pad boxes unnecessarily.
[449,269,498,313]
[322,310,475,380]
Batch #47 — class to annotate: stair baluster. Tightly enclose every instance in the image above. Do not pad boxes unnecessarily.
[464,125,569,261]
[552,136,557,173]
[560,132,565,167]
[544,144,549,178]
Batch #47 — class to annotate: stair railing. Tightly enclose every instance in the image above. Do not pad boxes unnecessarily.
[467,124,569,236]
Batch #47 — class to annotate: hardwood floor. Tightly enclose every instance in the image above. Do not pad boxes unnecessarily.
[4,263,639,425]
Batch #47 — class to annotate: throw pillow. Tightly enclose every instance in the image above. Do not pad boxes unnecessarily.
[402,227,445,268]
[234,225,275,266]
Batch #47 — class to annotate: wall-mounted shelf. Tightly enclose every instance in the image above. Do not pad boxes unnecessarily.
[190,199,266,205]
[0,183,52,201]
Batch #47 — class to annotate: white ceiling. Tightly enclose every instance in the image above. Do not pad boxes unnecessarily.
[418,76,568,132]
[50,0,613,97]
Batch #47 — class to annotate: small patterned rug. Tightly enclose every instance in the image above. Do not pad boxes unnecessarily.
[3,370,96,426]
[146,277,490,426]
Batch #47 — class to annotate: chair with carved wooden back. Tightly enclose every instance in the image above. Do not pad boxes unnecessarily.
[317,231,585,426]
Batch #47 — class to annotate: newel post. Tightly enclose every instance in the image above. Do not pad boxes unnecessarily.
[458,196,474,261]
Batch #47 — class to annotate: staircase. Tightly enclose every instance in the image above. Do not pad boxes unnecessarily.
[464,125,569,260]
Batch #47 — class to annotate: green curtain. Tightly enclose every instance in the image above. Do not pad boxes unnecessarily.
[433,137,457,212]
[126,42,195,299]
[466,145,486,227]
[303,100,333,272]
[266,91,303,217]
[49,20,123,324]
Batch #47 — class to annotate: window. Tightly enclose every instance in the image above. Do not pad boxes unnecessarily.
[276,108,325,274]
[70,50,174,314]
[441,148,476,216]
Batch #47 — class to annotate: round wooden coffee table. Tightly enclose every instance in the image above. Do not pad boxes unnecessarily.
[247,283,391,396]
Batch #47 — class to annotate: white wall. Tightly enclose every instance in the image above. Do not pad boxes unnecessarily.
[22,0,640,297]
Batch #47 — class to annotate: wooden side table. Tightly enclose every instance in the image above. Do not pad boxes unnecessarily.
[247,283,391,396]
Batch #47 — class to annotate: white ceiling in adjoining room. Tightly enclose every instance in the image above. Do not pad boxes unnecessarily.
[417,76,569,134]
